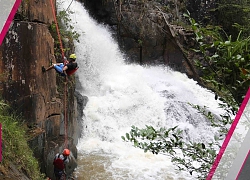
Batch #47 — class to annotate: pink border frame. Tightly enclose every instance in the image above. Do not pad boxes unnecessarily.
[206,87,250,179]
[0,0,22,45]
[0,124,1,162]
[236,150,250,179]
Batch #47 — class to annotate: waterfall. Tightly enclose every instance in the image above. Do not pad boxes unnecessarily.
[58,1,223,179]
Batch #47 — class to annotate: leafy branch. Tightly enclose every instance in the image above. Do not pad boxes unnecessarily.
[184,11,250,109]
[49,9,80,60]
[122,122,219,179]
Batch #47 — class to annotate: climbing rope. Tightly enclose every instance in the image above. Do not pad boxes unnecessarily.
[66,0,74,11]
[49,0,68,149]
[49,0,65,60]
[64,76,68,148]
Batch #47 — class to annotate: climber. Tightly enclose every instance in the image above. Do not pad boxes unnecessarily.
[42,54,78,76]
[53,148,70,180]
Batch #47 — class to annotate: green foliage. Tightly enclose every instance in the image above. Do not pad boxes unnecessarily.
[0,101,45,179]
[122,122,219,179]
[49,9,80,60]
[173,141,217,178]
[184,11,250,109]
[57,10,80,42]
[122,125,183,155]
[190,104,232,136]
[216,1,250,38]
[121,102,234,179]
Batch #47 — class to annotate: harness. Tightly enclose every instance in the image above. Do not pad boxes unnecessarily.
[53,154,67,170]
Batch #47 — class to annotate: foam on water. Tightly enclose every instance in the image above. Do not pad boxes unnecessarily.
[58,1,224,179]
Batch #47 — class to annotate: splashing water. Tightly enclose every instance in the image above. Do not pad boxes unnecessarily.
[58,1,224,179]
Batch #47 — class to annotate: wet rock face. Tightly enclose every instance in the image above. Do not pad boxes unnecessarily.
[81,0,167,64]
[186,0,216,25]
[81,0,215,81]
[0,21,57,125]
[16,0,55,24]
[0,0,83,178]
[80,0,197,78]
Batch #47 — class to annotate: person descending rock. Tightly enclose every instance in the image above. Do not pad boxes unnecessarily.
[53,148,70,180]
[42,54,78,76]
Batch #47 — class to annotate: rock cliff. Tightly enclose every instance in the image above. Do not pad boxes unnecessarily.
[81,0,215,83]
[0,0,85,179]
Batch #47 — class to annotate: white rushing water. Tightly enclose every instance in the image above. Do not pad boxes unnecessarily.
[58,1,224,179]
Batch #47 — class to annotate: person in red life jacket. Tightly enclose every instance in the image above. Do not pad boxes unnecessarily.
[42,54,78,76]
[53,148,70,180]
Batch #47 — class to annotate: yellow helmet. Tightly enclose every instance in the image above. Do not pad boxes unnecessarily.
[69,54,77,60]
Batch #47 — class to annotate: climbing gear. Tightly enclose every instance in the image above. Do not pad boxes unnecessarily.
[66,67,79,76]
[49,0,64,60]
[53,154,67,170]
[49,0,68,150]
[66,0,74,11]
[69,54,77,60]
[62,149,70,156]
[65,61,78,75]
[53,154,68,180]
[63,74,69,149]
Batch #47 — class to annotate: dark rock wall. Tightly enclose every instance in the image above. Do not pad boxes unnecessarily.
[80,0,215,82]
[0,0,84,178]
[80,0,198,80]
[0,21,55,125]
[186,0,216,25]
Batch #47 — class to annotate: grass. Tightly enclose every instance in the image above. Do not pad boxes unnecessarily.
[0,101,46,180]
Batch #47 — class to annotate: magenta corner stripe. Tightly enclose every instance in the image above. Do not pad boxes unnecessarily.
[236,150,250,179]
[206,87,250,180]
[0,124,1,162]
[0,0,22,45]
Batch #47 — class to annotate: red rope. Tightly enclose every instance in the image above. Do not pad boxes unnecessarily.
[49,0,65,60]
[49,0,68,149]
[64,77,68,149]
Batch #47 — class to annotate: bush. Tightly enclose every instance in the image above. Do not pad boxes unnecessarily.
[0,101,45,180]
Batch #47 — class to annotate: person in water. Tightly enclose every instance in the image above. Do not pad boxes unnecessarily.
[42,54,78,76]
